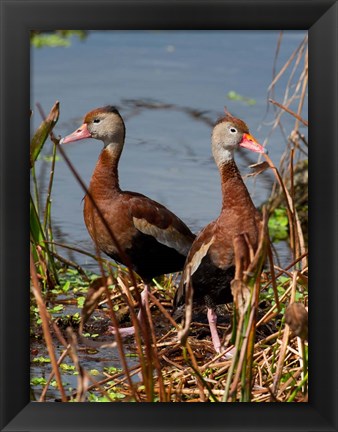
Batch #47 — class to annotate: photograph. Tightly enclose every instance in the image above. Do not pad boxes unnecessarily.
[30,29,309,403]
[1,0,336,430]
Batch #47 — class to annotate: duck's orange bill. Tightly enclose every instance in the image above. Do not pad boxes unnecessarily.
[60,123,91,144]
[240,133,265,154]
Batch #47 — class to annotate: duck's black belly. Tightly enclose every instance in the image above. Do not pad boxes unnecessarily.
[191,254,235,307]
[108,231,188,283]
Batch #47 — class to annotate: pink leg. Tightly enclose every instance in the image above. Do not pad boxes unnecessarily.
[207,307,221,353]
[135,284,149,327]
[207,307,235,359]
[109,285,149,337]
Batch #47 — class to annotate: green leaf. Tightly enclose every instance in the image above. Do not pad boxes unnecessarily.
[31,377,47,386]
[31,34,71,48]
[107,391,126,400]
[43,154,60,162]
[62,280,71,293]
[30,31,87,48]
[30,195,45,244]
[32,356,51,363]
[48,304,64,314]
[30,101,59,167]
[60,363,76,372]
[77,296,85,308]
[227,91,256,106]
[268,208,289,241]
[103,366,122,375]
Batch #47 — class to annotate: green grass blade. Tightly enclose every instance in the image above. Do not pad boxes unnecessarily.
[30,101,59,167]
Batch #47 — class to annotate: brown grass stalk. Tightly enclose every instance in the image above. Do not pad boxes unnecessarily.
[268,99,308,127]
[263,152,306,268]
[271,270,298,396]
[30,248,67,402]
[95,259,140,401]
[39,347,70,402]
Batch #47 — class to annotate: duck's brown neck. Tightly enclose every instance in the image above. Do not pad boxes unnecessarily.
[219,159,254,211]
[89,143,123,199]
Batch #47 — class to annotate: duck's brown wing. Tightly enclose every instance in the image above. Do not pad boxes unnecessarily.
[126,192,195,257]
[173,221,216,307]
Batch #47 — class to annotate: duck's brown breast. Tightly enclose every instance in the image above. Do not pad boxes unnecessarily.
[83,193,136,259]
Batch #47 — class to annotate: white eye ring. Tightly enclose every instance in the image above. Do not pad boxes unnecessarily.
[229,127,237,134]
[93,118,101,124]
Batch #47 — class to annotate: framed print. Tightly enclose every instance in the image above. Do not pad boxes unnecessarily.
[1,0,337,431]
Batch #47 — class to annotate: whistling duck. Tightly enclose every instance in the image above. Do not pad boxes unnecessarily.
[174,111,265,354]
[60,106,195,336]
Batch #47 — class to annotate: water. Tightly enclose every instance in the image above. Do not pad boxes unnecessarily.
[31,30,307,270]
[30,335,140,401]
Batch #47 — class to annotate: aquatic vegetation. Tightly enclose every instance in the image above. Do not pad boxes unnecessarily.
[30,30,87,48]
[227,90,256,106]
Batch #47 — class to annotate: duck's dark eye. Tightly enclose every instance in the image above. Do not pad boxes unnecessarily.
[230,127,237,134]
[93,118,101,124]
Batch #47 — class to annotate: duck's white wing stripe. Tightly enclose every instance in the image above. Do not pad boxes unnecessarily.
[133,217,191,256]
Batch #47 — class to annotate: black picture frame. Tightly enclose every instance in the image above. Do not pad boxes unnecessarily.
[1,0,337,431]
